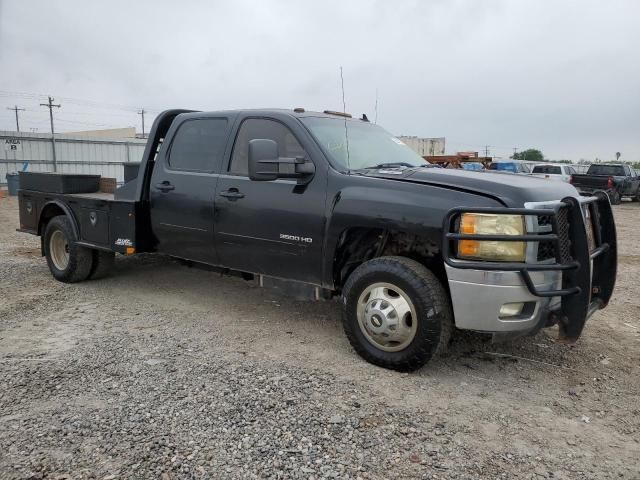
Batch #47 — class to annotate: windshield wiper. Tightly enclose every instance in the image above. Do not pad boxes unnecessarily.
[360,162,416,170]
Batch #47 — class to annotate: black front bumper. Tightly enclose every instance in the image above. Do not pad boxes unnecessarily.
[442,192,617,342]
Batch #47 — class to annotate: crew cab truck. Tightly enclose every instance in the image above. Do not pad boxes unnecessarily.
[570,163,640,204]
[16,108,618,371]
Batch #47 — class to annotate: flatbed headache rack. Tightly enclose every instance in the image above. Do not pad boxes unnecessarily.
[441,192,617,342]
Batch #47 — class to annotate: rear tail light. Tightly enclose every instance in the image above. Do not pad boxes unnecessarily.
[607,176,614,189]
[569,175,573,184]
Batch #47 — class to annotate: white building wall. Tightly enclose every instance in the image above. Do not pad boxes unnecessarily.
[1,130,147,184]
[397,136,446,156]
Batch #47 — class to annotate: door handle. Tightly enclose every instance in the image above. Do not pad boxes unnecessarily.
[219,188,245,200]
[155,181,175,192]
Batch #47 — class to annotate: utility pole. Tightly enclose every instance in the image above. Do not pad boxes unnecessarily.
[138,108,146,138]
[512,147,518,158]
[483,145,492,158]
[7,105,26,132]
[40,96,61,172]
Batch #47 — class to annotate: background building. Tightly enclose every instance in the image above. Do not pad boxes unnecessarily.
[397,136,446,156]
[65,127,138,138]
[1,130,146,185]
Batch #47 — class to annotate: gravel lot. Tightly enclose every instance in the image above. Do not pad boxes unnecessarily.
[0,195,639,479]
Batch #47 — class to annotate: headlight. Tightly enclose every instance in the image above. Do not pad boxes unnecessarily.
[458,213,526,262]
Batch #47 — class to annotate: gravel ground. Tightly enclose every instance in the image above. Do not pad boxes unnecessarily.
[0,195,639,479]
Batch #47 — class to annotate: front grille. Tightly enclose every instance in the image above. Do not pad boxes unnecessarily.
[537,241,556,261]
[537,214,553,227]
[534,206,572,262]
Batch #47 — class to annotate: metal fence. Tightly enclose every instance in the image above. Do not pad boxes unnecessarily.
[1,130,147,185]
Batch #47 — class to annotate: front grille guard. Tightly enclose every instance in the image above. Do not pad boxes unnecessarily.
[442,192,617,341]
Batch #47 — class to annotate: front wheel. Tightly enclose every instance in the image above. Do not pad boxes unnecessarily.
[43,216,93,283]
[342,256,453,371]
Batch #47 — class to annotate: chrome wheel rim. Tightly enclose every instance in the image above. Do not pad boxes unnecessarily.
[356,282,417,352]
[49,230,70,271]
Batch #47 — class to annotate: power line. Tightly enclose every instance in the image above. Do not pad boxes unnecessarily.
[0,90,162,114]
[6,105,25,132]
[40,96,61,172]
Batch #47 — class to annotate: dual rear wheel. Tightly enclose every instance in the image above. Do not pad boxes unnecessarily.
[43,216,115,283]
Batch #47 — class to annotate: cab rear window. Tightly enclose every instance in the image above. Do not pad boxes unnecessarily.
[587,165,625,176]
[532,165,561,174]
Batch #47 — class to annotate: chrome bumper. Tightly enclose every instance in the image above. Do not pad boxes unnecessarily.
[446,266,561,333]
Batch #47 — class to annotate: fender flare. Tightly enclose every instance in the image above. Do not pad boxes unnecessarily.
[38,200,81,239]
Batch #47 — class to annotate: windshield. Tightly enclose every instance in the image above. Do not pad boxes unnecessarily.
[532,165,562,174]
[489,162,516,172]
[587,165,625,176]
[300,117,425,170]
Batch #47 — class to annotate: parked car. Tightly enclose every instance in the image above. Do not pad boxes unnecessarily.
[488,160,531,174]
[530,164,577,183]
[461,162,484,171]
[570,163,640,204]
[16,108,617,371]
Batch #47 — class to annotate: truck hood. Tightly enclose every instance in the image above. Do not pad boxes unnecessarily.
[361,167,580,207]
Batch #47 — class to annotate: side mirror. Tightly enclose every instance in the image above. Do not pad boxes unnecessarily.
[248,138,315,182]
[248,139,279,181]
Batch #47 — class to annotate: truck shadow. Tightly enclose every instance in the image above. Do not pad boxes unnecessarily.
[106,253,584,377]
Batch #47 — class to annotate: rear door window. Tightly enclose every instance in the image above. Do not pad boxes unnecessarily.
[168,118,229,172]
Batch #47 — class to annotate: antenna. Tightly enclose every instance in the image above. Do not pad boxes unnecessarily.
[340,66,350,170]
[374,88,378,124]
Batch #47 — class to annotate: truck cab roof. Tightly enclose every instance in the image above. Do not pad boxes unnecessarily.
[175,108,366,121]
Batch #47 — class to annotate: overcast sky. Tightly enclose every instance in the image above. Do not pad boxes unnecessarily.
[1,0,638,161]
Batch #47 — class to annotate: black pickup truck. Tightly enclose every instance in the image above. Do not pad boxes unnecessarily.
[16,108,617,371]
[570,163,640,204]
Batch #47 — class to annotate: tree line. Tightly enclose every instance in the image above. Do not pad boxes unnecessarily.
[511,149,639,168]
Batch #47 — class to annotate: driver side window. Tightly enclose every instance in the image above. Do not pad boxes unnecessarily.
[228,119,305,176]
